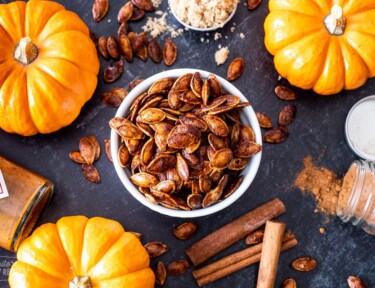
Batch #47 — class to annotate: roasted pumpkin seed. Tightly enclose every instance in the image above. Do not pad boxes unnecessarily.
[223,175,243,198]
[290,257,317,272]
[227,57,245,81]
[234,141,262,158]
[132,32,148,61]
[256,112,273,128]
[347,276,367,288]
[104,139,113,162]
[163,39,177,66]
[140,138,155,165]
[98,36,109,59]
[275,85,297,100]
[174,222,198,240]
[167,260,190,276]
[154,261,166,286]
[130,5,145,21]
[208,74,222,97]
[92,0,108,22]
[129,79,144,91]
[79,137,96,165]
[107,36,120,59]
[103,59,124,83]
[118,1,133,23]
[131,172,158,187]
[118,143,131,167]
[147,155,176,174]
[69,151,86,164]
[82,164,101,183]
[88,135,101,160]
[279,104,297,126]
[247,0,262,10]
[119,35,133,62]
[245,228,265,245]
[176,153,190,181]
[118,21,130,38]
[131,0,154,11]
[263,126,289,143]
[144,242,169,258]
[282,278,297,288]
[148,38,163,63]
[204,115,229,137]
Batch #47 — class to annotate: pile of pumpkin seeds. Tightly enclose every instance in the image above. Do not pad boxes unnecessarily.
[110,71,262,210]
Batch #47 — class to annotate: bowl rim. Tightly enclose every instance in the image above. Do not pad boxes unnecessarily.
[168,1,238,32]
[110,68,262,218]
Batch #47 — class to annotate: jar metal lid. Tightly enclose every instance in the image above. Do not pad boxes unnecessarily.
[345,95,375,162]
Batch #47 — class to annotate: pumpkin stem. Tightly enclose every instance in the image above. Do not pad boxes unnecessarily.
[69,276,92,288]
[14,37,39,65]
[324,4,346,36]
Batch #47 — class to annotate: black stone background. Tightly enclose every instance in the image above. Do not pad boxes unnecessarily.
[0,0,374,287]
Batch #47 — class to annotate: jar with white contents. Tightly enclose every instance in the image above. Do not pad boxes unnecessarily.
[337,96,375,235]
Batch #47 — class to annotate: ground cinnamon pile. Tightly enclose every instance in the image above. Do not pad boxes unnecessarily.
[294,156,342,215]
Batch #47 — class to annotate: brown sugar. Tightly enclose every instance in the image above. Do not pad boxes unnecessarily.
[338,163,357,211]
[294,156,342,215]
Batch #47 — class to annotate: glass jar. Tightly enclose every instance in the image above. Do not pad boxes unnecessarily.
[337,160,375,235]
[0,156,54,251]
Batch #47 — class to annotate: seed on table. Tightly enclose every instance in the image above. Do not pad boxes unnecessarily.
[163,39,177,66]
[263,126,289,143]
[275,85,297,100]
[167,260,190,276]
[173,222,198,240]
[98,36,109,60]
[282,278,297,288]
[278,104,297,126]
[69,151,86,164]
[92,0,108,22]
[227,57,245,81]
[245,228,265,245]
[107,36,121,59]
[290,257,317,272]
[103,59,124,83]
[144,242,169,258]
[118,21,130,38]
[131,0,155,11]
[79,137,96,165]
[256,112,273,128]
[130,5,145,21]
[154,261,166,285]
[118,1,133,23]
[347,276,367,288]
[148,38,163,63]
[82,164,101,183]
[247,0,262,10]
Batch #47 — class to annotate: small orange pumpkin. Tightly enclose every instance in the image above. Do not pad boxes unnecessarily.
[264,0,375,95]
[0,0,99,136]
[8,216,155,288]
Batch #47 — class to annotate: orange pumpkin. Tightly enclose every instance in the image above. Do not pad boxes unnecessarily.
[8,216,155,288]
[264,0,375,95]
[0,0,99,136]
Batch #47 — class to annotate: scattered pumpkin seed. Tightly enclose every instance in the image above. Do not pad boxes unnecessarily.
[347,276,367,288]
[167,260,190,276]
[92,0,108,22]
[173,222,198,240]
[275,85,297,100]
[227,57,245,81]
[144,242,169,258]
[154,261,167,286]
[282,278,297,288]
[82,164,101,183]
[290,257,317,272]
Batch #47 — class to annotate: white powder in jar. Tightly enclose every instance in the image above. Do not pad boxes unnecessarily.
[346,96,375,160]
[169,0,239,28]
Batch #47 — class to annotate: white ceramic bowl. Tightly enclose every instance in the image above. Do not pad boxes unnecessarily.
[168,2,237,32]
[111,69,262,218]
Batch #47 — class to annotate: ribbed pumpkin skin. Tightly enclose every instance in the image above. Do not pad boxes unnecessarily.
[264,0,375,95]
[8,216,155,288]
[0,0,99,136]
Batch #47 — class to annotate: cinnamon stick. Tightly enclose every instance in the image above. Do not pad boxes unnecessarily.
[194,237,298,287]
[193,231,295,280]
[256,221,285,288]
[186,198,286,266]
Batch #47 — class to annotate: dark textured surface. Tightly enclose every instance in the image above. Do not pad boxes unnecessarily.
[1,0,375,287]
